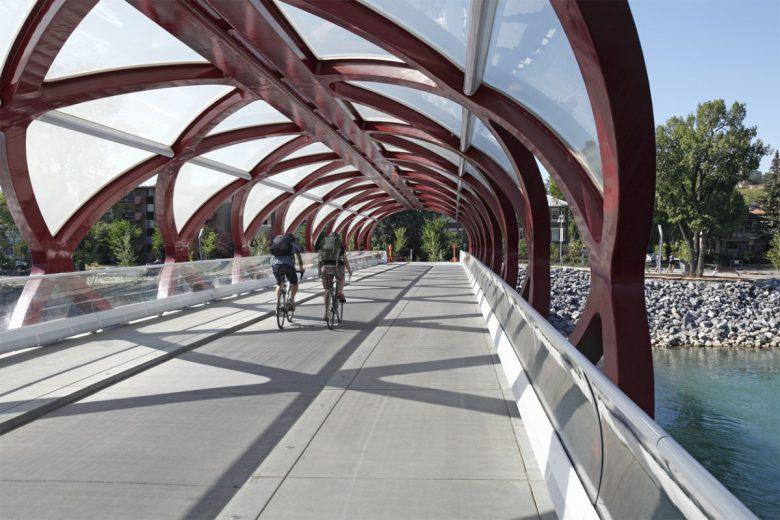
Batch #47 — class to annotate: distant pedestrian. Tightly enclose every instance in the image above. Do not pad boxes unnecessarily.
[667,253,675,273]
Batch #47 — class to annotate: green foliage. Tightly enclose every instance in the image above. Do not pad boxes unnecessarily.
[655,99,767,276]
[738,187,767,206]
[392,227,408,255]
[564,238,586,265]
[766,151,780,221]
[372,210,441,258]
[151,226,165,262]
[105,220,141,266]
[0,193,21,268]
[546,178,564,200]
[518,238,528,260]
[767,232,780,269]
[550,242,561,264]
[250,232,270,256]
[199,226,220,259]
[421,218,449,261]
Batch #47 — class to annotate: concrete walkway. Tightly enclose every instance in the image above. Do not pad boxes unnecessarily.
[0,263,552,519]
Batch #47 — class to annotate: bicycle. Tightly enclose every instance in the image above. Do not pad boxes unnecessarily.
[323,267,348,329]
[276,269,304,329]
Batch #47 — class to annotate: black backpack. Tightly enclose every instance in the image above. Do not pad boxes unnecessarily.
[270,235,293,256]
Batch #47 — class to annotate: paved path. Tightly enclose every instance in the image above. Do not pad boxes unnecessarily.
[0,263,552,519]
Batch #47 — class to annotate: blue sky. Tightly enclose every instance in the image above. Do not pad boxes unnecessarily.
[629,0,780,171]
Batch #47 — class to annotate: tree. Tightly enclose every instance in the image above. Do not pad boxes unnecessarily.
[767,232,780,269]
[656,100,767,276]
[421,217,452,261]
[151,226,165,262]
[199,226,220,259]
[765,150,780,222]
[106,220,141,266]
[518,238,528,260]
[393,227,408,256]
[546,178,564,200]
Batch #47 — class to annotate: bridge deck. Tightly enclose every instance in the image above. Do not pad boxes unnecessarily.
[0,263,552,519]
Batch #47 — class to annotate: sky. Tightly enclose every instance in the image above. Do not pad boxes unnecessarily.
[629,0,780,171]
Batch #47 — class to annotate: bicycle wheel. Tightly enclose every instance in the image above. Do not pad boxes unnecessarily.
[326,288,337,329]
[276,290,286,329]
[287,295,295,323]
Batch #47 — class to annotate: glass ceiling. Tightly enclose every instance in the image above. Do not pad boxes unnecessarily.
[485,0,602,188]
[268,161,332,188]
[283,142,333,161]
[284,196,316,231]
[208,101,292,136]
[58,85,235,146]
[243,184,285,232]
[1,0,618,265]
[173,162,235,232]
[46,0,208,80]
[347,215,368,235]
[200,135,298,172]
[350,81,463,135]
[351,102,407,125]
[360,0,468,69]
[276,1,401,62]
[0,0,35,75]
[311,205,337,232]
[470,117,517,185]
[304,179,352,199]
[27,120,154,235]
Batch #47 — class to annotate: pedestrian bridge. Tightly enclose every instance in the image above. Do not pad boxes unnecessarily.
[0,255,752,520]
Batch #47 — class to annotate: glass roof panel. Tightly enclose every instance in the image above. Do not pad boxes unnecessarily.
[276,1,402,62]
[350,200,374,213]
[323,165,358,176]
[46,0,208,80]
[207,100,291,135]
[383,143,409,153]
[173,162,236,232]
[284,142,333,161]
[484,0,602,189]
[464,161,491,188]
[243,184,284,232]
[201,135,297,172]
[58,85,235,145]
[332,210,354,231]
[283,196,316,231]
[269,160,331,187]
[351,102,407,124]
[471,117,518,184]
[347,215,367,235]
[26,120,154,235]
[0,0,35,74]
[329,194,354,207]
[304,179,352,199]
[350,81,462,135]
[360,0,468,68]
[311,205,336,232]
[393,136,460,165]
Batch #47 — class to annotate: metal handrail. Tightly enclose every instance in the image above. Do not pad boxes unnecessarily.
[462,252,756,520]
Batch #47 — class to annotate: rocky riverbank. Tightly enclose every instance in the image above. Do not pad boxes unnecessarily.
[517,266,780,348]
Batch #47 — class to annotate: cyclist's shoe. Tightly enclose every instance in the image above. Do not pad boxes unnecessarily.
[337,292,346,303]
[289,299,296,311]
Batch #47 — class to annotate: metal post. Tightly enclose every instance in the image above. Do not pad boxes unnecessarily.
[558,214,565,264]
[198,228,204,260]
[657,224,663,273]
[410,249,413,262]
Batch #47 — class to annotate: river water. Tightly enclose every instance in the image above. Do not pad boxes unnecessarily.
[653,348,780,519]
